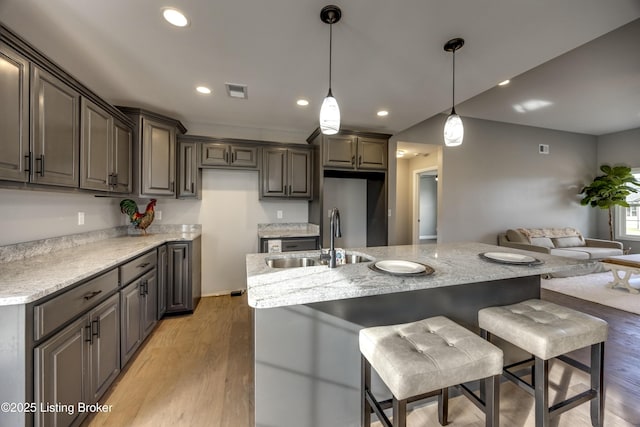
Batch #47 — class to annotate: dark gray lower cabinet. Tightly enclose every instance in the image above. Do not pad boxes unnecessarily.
[34,293,120,427]
[120,268,157,367]
[165,238,201,314]
[157,244,168,318]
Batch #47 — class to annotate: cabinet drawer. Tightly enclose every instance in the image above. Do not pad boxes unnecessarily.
[120,250,157,285]
[34,268,118,341]
[282,238,318,252]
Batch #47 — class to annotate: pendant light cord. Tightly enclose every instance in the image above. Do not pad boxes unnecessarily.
[328,20,333,95]
[451,48,456,114]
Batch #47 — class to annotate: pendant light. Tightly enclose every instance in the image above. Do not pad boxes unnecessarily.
[319,5,342,135]
[443,37,465,147]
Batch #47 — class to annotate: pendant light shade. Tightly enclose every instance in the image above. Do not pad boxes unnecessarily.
[320,91,340,135]
[319,5,342,135]
[443,38,465,147]
[444,109,464,147]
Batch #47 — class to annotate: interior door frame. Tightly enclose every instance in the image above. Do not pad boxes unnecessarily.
[412,166,438,244]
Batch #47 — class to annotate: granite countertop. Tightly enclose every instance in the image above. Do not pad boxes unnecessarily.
[257,223,320,239]
[0,226,201,307]
[246,242,594,309]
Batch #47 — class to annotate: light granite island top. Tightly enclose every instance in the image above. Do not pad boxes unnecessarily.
[246,241,593,309]
[248,241,596,427]
[0,226,201,306]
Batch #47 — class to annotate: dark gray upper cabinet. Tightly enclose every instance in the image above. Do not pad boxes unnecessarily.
[261,147,311,199]
[200,141,258,169]
[177,139,201,199]
[31,66,80,187]
[0,43,29,182]
[112,119,133,193]
[80,97,112,191]
[142,117,176,195]
[80,98,133,193]
[118,107,187,197]
[322,134,388,171]
[1,25,134,193]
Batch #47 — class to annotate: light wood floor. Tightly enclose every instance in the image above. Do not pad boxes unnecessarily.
[83,291,639,427]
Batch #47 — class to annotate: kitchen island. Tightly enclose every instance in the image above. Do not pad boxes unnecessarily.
[246,242,591,427]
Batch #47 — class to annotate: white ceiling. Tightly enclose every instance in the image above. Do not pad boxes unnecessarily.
[1,0,639,140]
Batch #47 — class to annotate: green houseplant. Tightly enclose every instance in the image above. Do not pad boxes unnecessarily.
[580,164,640,240]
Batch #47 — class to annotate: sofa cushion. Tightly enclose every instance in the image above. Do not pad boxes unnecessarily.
[531,237,555,248]
[550,248,590,259]
[574,246,623,259]
[506,229,527,243]
[552,236,585,248]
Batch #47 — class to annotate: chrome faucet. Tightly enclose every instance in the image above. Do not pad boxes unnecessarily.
[326,207,342,268]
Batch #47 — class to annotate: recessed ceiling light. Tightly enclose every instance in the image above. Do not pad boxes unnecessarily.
[163,8,189,27]
[196,86,211,94]
[498,79,510,86]
[377,110,389,117]
[396,150,405,158]
[296,99,309,106]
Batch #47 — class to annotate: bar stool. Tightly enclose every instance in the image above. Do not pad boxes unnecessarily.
[478,299,608,427]
[359,316,503,427]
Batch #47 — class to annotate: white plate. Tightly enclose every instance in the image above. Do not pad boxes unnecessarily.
[482,252,537,264]
[375,260,426,274]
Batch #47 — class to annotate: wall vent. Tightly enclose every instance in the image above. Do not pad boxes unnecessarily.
[225,83,248,99]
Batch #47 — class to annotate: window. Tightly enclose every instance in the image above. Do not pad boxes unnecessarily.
[616,170,640,240]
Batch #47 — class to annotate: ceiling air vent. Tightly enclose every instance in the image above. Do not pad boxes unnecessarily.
[225,83,248,99]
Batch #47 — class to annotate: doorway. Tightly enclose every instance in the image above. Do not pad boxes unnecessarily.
[412,168,438,244]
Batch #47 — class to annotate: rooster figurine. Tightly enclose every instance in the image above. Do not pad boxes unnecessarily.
[120,199,157,235]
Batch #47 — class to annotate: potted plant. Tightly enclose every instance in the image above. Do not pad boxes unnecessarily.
[580,164,640,241]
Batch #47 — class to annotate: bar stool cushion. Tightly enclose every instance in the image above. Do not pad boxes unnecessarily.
[478,299,608,360]
[359,316,503,400]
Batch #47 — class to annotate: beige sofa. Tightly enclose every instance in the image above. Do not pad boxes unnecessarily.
[498,227,623,260]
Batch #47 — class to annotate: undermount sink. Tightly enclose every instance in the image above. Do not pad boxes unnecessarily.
[265,253,373,269]
[266,257,318,268]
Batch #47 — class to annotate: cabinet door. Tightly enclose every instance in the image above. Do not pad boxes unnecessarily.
[178,141,198,198]
[261,148,287,197]
[112,120,132,193]
[322,135,356,169]
[157,245,167,319]
[31,66,80,187]
[288,149,311,198]
[120,280,142,367]
[230,145,258,168]
[34,316,88,427]
[356,137,387,170]
[80,98,112,191]
[200,142,229,166]
[167,243,191,313]
[141,269,158,339]
[88,293,120,402]
[0,44,29,183]
[141,117,176,195]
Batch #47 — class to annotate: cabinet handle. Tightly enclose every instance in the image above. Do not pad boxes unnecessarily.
[36,155,45,176]
[85,324,93,344]
[289,185,292,196]
[225,151,229,163]
[190,182,195,193]
[83,290,102,300]
[92,318,100,340]
[351,155,355,166]
[24,152,32,174]
[358,155,362,166]
[170,181,175,192]
[137,262,151,269]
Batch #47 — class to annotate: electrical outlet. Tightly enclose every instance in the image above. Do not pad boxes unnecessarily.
[539,144,550,154]
[156,210,162,220]
[277,210,283,219]
[77,212,85,225]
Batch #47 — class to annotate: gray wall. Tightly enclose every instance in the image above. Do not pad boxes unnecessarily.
[393,115,598,244]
